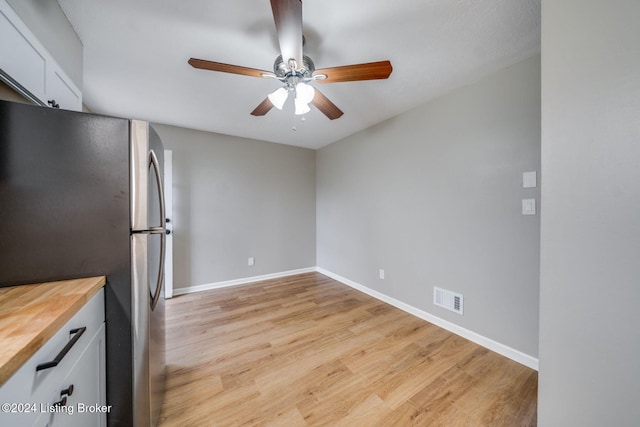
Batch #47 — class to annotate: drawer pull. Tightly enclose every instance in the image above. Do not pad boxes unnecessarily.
[36,327,87,371]
[61,384,74,397]
[54,396,67,407]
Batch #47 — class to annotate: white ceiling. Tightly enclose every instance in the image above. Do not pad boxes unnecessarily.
[57,0,540,150]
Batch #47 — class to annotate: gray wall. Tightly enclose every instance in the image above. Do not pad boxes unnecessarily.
[152,124,316,290]
[539,1,640,425]
[317,55,541,358]
[5,0,82,88]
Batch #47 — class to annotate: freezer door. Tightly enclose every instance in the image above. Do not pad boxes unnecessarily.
[131,120,149,232]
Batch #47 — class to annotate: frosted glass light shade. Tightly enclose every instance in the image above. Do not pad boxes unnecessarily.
[293,82,314,115]
[268,87,289,110]
[294,98,311,115]
[295,82,315,104]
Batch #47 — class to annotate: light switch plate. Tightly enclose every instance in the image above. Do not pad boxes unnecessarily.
[522,199,536,215]
[523,171,537,188]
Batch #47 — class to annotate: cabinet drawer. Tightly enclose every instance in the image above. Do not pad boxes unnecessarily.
[0,288,104,426]
[33,324,106,427]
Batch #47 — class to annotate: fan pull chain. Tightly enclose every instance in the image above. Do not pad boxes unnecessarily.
[292,114,308,131]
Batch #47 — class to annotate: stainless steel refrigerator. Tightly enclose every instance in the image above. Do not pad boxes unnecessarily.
[0,100,166,426]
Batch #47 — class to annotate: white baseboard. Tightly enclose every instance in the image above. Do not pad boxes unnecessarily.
[316,267,539,371]
[173,267,317,296]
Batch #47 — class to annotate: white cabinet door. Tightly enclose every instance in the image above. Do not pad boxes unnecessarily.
[45,67,82,111]
[0,1,46,101]
[0,0,82,110]
[0,289,105,427]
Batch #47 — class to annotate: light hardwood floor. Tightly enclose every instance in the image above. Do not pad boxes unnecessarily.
[158,272,537,426]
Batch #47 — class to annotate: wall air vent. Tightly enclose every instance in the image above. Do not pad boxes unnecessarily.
[433,286,463,315]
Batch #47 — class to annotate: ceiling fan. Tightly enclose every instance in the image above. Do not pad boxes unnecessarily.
[188,0,393,120]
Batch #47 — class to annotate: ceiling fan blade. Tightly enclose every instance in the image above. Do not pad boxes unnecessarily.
[250,97,274,116]
[314,60,393,83]
[311,89,344,120]
[270,0,303,68]
[188,58,271,78]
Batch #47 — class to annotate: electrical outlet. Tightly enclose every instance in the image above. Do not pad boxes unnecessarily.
[248,257,255,266]
[379,269,385,279]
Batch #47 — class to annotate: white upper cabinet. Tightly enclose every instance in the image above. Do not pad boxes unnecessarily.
[0,0,82,111]
[46,67,82,110]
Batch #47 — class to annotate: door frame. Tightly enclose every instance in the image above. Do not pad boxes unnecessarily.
[164,149,173,298]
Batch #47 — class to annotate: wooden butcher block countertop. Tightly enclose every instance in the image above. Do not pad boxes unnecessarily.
[0,276,105,386]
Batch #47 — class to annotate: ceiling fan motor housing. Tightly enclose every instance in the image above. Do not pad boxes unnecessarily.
[273,55,315,79]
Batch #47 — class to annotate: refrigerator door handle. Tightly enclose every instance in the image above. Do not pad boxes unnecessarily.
[149,149,166,311]
[151,231,166,311]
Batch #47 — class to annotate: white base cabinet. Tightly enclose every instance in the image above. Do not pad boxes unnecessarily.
[0,289,106,427]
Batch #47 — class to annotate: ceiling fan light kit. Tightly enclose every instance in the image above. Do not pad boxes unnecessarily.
[268,87,289,110]
[188,0,393,120]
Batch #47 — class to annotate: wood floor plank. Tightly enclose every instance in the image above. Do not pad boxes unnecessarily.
[158,272,537,426]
